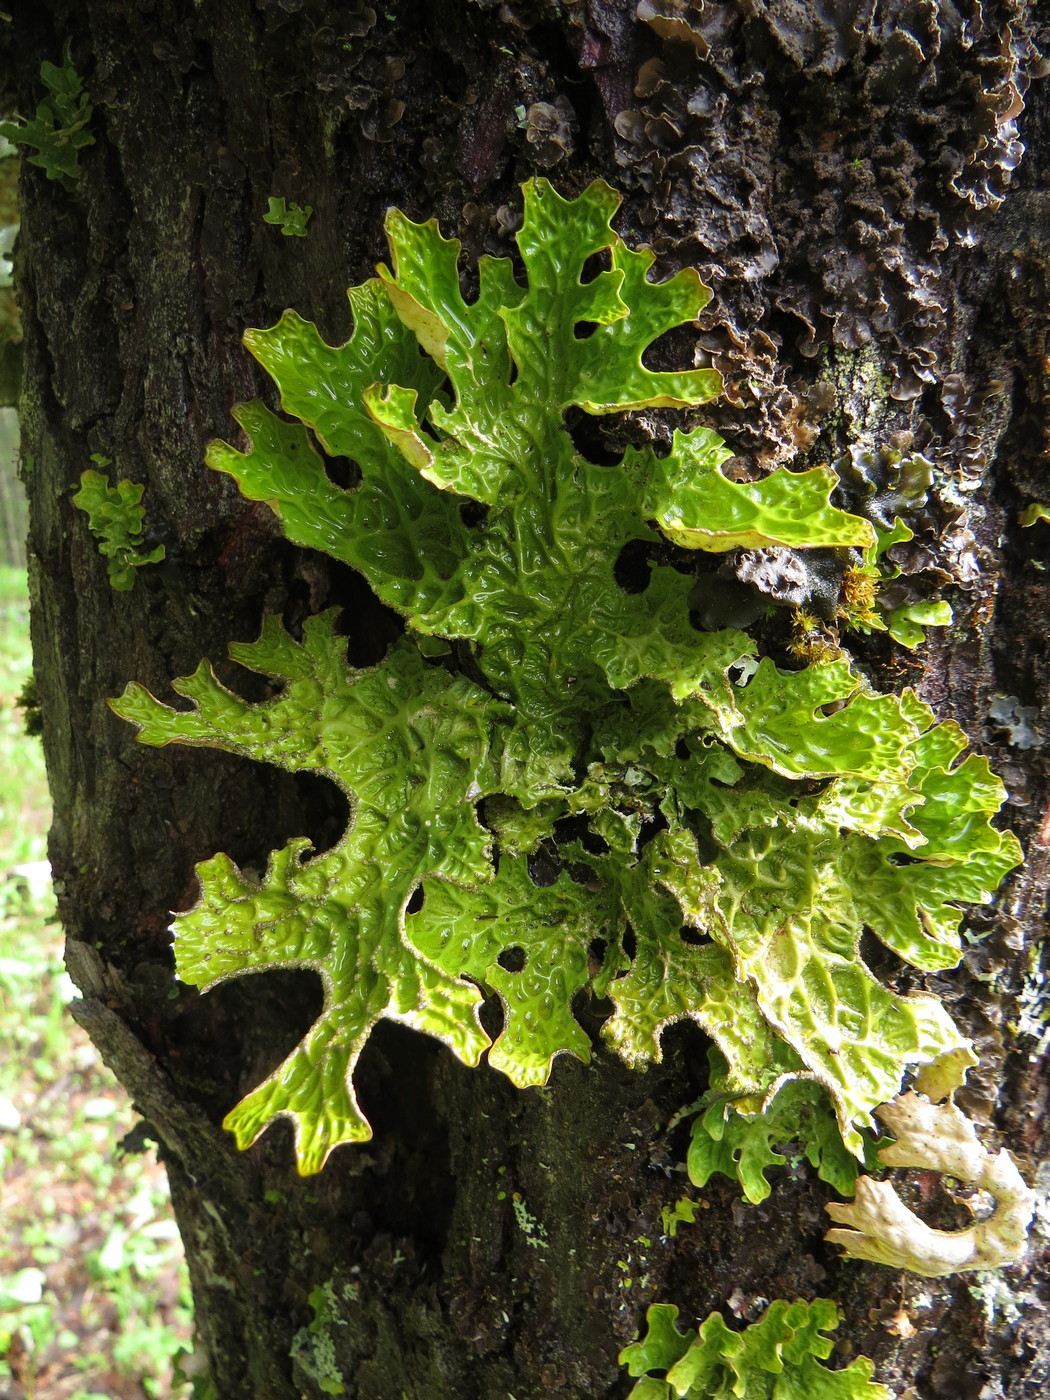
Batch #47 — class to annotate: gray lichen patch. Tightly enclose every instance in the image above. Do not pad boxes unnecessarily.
[988,694,1043,750]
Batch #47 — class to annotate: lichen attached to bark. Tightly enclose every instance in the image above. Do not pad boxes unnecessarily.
[112,180,1021,1180]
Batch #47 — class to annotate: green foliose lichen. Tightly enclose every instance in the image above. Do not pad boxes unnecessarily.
[73,459,165,591]
[112,179,1021,1175]
[0,45,94,189]
[620,1297,890,1399]
[263,196,312,237]
[683,1051,886,1204]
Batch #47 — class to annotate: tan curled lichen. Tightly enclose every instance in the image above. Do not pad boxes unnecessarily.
[825,1093,1034,1277]
[636,0,709,55]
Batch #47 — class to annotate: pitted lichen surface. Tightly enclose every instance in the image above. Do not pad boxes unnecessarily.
[113,180,1020,1173]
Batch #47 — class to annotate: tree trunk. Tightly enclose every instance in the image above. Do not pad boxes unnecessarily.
[8,2,1050,1397]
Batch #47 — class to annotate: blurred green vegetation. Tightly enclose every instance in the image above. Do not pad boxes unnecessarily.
[0,567,195,1398]
[0,142,22,412]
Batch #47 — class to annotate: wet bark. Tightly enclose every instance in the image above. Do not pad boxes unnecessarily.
[6,2,1050,1397]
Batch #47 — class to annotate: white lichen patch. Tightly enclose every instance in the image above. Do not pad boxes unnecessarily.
[825,1093,1034,1276]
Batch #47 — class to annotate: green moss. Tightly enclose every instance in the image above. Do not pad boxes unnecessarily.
[17,674,41,737]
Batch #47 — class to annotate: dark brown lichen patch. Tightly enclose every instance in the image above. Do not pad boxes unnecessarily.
[522,95,577,165]
[733,543,847,620]
[611,1,1043,462]
[833,443,934,531]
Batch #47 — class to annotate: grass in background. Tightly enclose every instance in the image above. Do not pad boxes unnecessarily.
[0,566,195,1399]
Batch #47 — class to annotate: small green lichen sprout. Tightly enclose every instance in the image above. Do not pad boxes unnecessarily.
[619,1297,890,1399]
[660,1197,698,1239]
[885,600,953,649]
[73,457,165,591]
[263,196,313,237]
[684,1054,885,1205]
[112,179,1022,1178]
[0,44,94,189]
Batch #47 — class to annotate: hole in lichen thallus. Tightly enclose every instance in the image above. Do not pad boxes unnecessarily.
[406,884,425,915]
[460,498,489,529]
[636,809,669,849]
[682,808,719,866]
[858,927,914,987]
[614,924,638,979]
[319,450,361,492]
[679,926,711,947]
[553,813,609,857]
[563,406,626,465]
[580,248,611,283]
[817,697,848,718]
[640,323,695,373]
[614,539,655,594]
[527,844,561,886]
[497,946,527,973]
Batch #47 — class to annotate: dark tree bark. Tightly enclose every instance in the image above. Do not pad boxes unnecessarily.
[6,2,1050,1397]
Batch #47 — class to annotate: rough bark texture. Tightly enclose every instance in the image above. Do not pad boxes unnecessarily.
[5,1,1050,1397]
